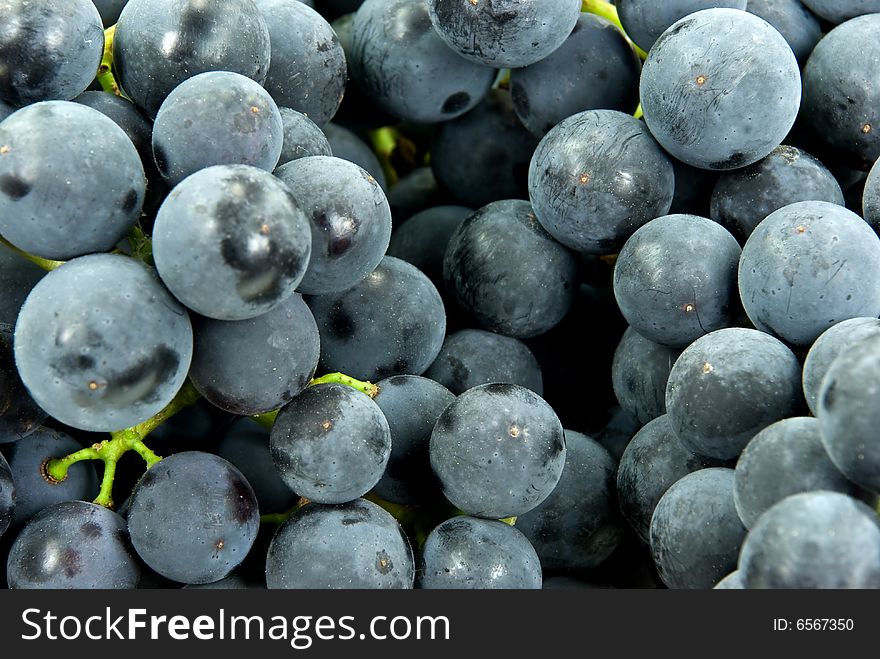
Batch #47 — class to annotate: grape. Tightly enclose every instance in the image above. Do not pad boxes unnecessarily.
[799,0,880,24]
[0,0,104,106]
[509,13,642,138]
[443,199,579,338]
[710,146,844,244]
[277,108,332,167]
[665,328,804,460]
[424,328,543,396]
[617,0,748,52]
[418,516,541,589]
[188,293,320,416]
[321,124,387,191]
[14,254,193,432]
[72,90,155,173]
[0,324,46,441]
[216,418,300,515]
[113,0,271,117]
[5,426,98,527]
[270,383,391,504]
[430,383,565,519]
[713,571,744,589]
[528,110,675,254]
[265,498,414,589]
[649,468,746,589]
[617,415,721,543]
[387,168,455,222]
[611,327,682,425]
[371,375,455,505]
[802,317,880,415]
[306,256,446,381]
[594,406,641,463]
[640,9,801,170]
[738,200,880,346]
[426,0,581,69]
[0,101,146,260]
[739,491,880,588]
[386,205,473,287]
[152,164,311,321]
[275,156,391,296]
[253,0,347,127]
[733,417,866,528]
[516,431,624,572]
[745,0,822,66]
[0,452,13,539]
[865,156,880,231]
[613,214,742,348]
[349,0,496,123]
[430,89,538,208]
[152,71,283,188]
[7,501,139,589]
[126,451,259,584]
[800,14,880,170]
[817,334,880,493]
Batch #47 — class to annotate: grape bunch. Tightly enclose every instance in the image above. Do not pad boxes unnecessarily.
[1,0,880,591]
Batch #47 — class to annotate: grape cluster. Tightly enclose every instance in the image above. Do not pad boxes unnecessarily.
[1,0,880,591]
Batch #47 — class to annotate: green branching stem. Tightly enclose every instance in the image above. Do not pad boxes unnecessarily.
[0,234,65,271]
[582,0,649,60]
[97,25,126,97]
[44,380,202,509]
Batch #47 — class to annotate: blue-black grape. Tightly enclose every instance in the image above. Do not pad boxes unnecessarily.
[745,0,822,66]
[0,101,146,260]
[430,383,565,519]
[515,431,624,573]
[799,0,880,24]
[424,328,543,396]
[386,205,473,287]
[611,327,681,425]
[188,293,320,416]
[649,468,746,589]
[371,375,454,505]
[307,256,446,381]
[817,334,880,493]
[802,317,880,415]
[275,155,391,295]
[265,498,414,589]
[509,13,641,138]
[665,328,804,460]
[613,214,742,348]
[152,164,311,321]
[0,0,104,106]
[734,417,866,528]
[865,156,880,231]
[528,110,674,254]
[0,244,44,327]
[14,254,193,432]
[321,123,387,191]
[710,145,844,244]
[617,414,719,543]
[0,324,45,441]
[152,71,283,188]
[277,108,332,167]
[5,426,98,527]
[739,491,880,588]
[617,0,747,52]
[738,201,880,346]
[426,0,581,69]
[639,9,801,170]
[443,199,579,338]
[253,0,347,127]
[7,501,139,589]
[113,0,271,117]
[126,451,260,584]
[418,516,541,589]
[349,0,496,123]
[270,383,391,504]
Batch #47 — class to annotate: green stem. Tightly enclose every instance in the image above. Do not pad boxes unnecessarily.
[97,25,125,97]
[44,380,201,509]
[308,372,379,398]
[125,224,153,266]
[582,0,649,59]
[367,126,403,187]
[259,497,310,525]
[252,409,278,430]
[0,234,65,271]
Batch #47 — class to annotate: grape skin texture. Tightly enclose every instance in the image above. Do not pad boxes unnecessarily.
[430,383,566,519]
[739,491,880,588]
[126,451,260,585]
[0,101,146,260]
[266,499,414,589]
[14,254,193,432]
[7,501,139,589]
[418,516,541,589]
[639,9,801,170]
[277,107,332,167]
[617,0,747,52]
[152,165,312,321]
[864,156,880,232]
[611,327,681,425]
